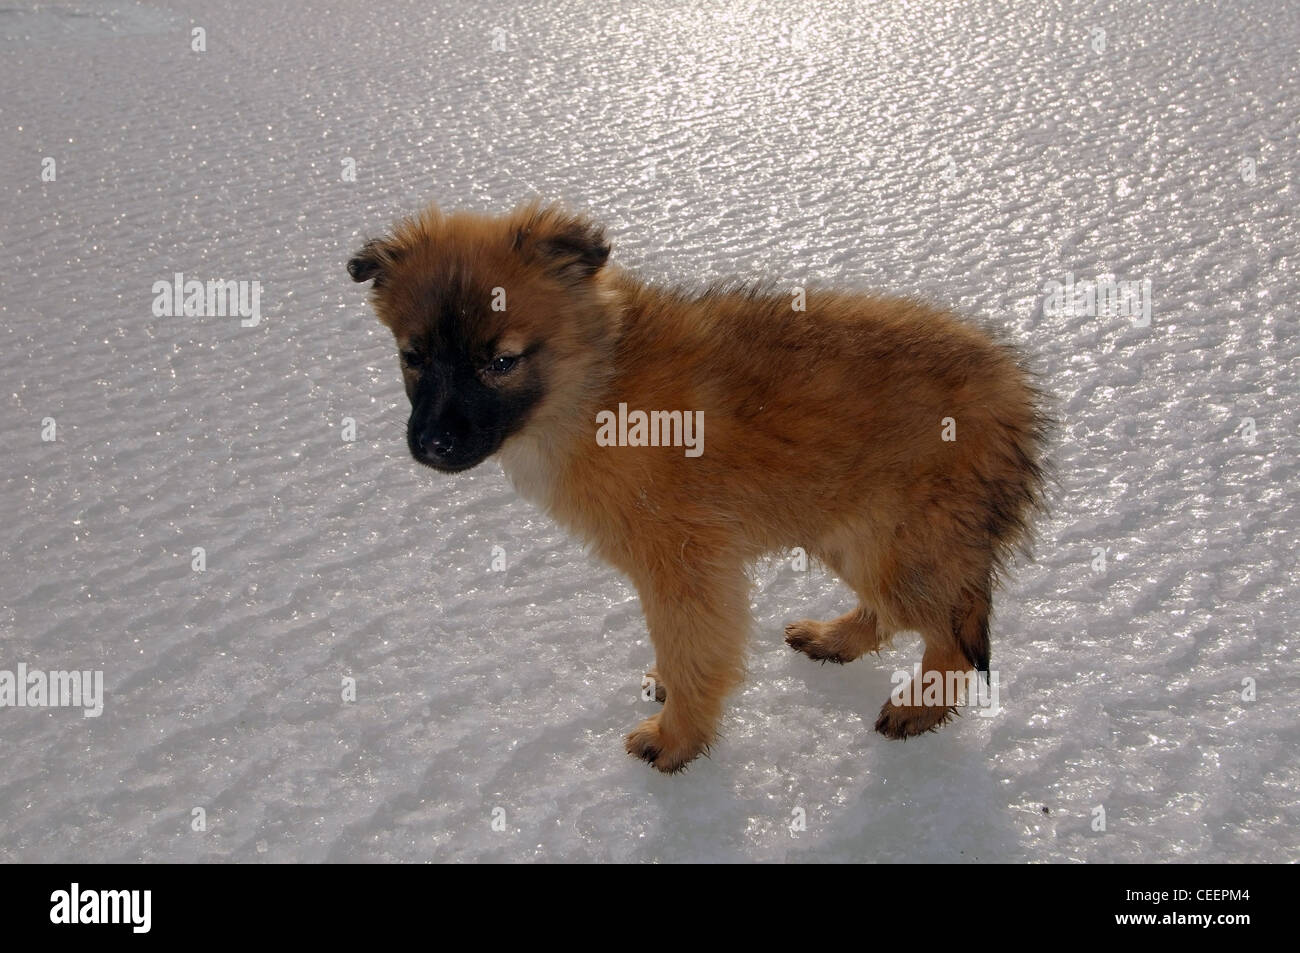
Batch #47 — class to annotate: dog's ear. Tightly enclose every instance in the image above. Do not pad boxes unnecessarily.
[514,206,610,283]
[347,238,399,285]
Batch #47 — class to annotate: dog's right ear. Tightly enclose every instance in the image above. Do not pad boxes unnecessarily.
[347,238,398,285]
[511,204,611,284]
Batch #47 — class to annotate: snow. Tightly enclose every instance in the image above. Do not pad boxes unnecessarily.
[0,0,1296,862]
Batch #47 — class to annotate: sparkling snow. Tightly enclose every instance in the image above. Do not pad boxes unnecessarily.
[0,0,1296,861]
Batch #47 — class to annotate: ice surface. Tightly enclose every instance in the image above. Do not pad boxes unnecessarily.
[0,0,1296,862]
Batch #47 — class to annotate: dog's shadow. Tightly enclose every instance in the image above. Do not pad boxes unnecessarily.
[610,570,1026,862]
[445,569,1025,862]
[609,653,1023,862]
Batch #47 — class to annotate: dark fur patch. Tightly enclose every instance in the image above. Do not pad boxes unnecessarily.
[398,276,544,471]
[347,238,399,285]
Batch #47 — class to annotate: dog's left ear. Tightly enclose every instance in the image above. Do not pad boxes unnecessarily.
[347,238,398,285]
[516,207,610,283]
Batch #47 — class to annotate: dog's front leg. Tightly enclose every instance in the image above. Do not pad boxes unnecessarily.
[624,560,750,773]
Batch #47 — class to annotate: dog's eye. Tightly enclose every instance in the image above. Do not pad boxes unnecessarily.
[400,350,420,367]
[488,354,519,375]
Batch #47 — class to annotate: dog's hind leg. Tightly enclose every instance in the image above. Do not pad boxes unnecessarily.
[784,541,891,664]
[642,666,667,703]
[874,582,991,739]
[784,607,885,664]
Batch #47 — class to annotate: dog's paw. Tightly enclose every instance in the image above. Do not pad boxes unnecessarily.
[873,700,956,739]
[784,620,852,664]
[625,714,707,773]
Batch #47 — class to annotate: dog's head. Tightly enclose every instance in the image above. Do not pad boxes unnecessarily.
[349,201,617,473]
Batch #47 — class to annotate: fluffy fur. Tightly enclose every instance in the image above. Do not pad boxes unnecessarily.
[349,200,1050,773]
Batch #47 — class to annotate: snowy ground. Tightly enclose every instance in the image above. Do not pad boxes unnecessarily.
[1,0,1297,863]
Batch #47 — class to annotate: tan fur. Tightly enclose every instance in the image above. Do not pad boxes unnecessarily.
[354,200,1050,773]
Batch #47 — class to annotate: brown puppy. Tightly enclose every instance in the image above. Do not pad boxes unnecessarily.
[349,200,1049,773]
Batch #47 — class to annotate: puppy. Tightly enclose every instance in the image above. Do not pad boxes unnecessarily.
[349,200,1049,773]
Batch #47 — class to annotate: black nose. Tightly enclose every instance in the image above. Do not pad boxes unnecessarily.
[419,430,455,458]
